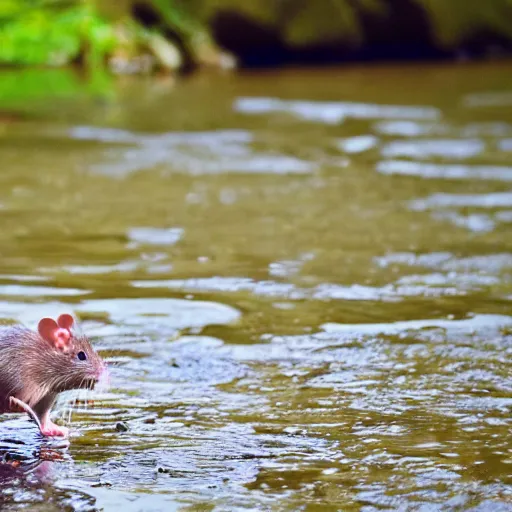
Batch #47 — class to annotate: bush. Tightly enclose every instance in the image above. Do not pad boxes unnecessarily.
[0,1,117,67]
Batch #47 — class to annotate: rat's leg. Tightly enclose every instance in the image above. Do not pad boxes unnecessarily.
[30,394,69,437]
[10,396,69,436]
[40,421,69,437]
[37,411,69,437]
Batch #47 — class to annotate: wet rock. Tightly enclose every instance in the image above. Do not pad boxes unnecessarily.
[146,33,183,70]
[109,54,154,75]
[156,466,188,477]
[190,32,237,69]
[91,481,112,488]
[115,422,129,432]
[108,21,156,75]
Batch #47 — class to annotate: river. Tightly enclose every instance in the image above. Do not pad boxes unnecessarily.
[0,61,511,511]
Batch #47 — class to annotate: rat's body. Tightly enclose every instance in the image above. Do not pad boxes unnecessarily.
[0,314,105,437]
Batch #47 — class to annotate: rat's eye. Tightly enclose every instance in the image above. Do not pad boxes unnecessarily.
[77,351,87,361]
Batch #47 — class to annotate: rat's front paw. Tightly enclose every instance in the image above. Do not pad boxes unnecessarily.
[40,421,69,438]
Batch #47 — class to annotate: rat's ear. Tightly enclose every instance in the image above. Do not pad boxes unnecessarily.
[57,314,74,330]
[38,317,71,351]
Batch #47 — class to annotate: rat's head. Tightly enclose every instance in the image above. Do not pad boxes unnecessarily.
[36,314,106,393]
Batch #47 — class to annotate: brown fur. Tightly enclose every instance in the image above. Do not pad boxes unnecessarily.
[0,323,105,423]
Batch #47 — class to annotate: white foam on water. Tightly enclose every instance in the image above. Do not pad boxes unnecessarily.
[382,139,483,159]
[377,160,512,181]
[409,192,512,210]
[322,314,512,335]
[235,97,440,124]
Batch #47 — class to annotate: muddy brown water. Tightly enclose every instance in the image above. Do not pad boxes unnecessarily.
[0,62,511,511]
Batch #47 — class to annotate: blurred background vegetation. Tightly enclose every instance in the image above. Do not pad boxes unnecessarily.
[1,0,512,75]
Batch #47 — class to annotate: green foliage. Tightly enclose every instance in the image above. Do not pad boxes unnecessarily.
[0,0,117,67]
[150,0,201,36]
[0,68,113,108]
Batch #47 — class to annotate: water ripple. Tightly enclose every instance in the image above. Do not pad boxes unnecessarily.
[377,160,512,181]
[68,126,316,176]
[235,97,440,123]
[382,139,483,159]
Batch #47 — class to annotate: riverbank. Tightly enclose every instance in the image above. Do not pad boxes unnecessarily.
[1,1,511,75]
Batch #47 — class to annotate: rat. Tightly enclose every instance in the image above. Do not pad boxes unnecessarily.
[0,314,106,437]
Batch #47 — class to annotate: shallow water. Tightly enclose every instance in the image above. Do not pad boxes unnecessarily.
[0,62,511,511]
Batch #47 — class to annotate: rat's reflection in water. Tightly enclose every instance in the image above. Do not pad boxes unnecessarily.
[0,417,70,501]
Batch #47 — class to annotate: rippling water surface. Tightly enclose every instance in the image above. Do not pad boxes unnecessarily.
[0,63,511,511]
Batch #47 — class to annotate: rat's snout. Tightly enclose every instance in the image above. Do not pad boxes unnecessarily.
[84,378,98,390]
[84,366,105,390]
[95,363,110,391]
